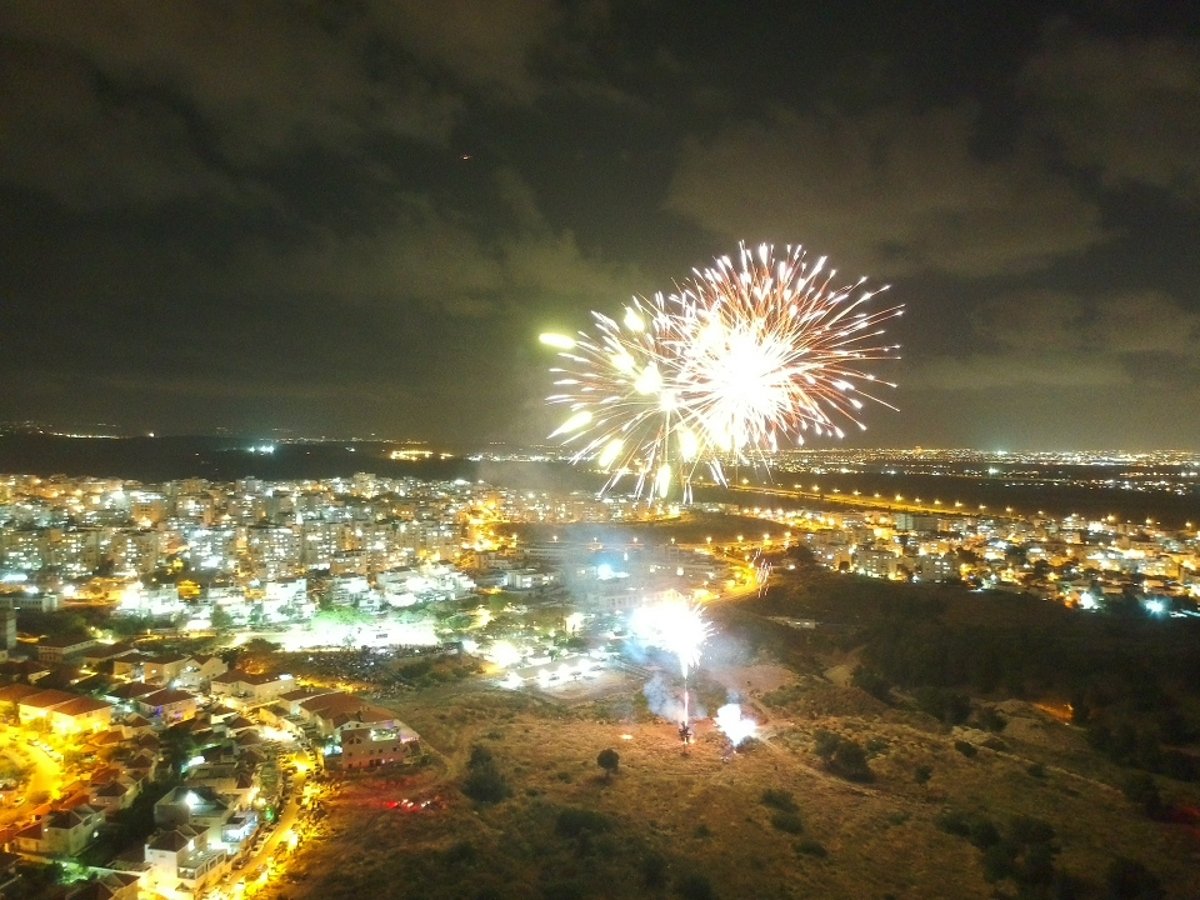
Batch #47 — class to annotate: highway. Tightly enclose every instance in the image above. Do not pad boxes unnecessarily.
[725,483,1017,519]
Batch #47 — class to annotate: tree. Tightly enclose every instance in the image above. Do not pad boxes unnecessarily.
[210,606,234,631]
[463,744,510,803]
[596,748,620,781]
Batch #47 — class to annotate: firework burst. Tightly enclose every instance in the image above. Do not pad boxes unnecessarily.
[629,597,712,680]
[630,597,711,722]
[542,242,902,497]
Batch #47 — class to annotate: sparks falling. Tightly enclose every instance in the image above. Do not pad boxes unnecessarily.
[542,242,902,497]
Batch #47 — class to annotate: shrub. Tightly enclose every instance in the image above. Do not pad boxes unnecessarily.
[851,666,892,702]
[935,809,971,837]
[954,740,977,758]
[463,744,510,803]
[444,841,476,866]
[914,764,933,785]
[915,687,971,725]
[1008,815,1054,846]
[597,748,620,779]
[555,807,610,838]
[813,729,841,762]
[813,731,874,781]
[770,811,804,834]
[967,817,1000,850]
[674,872,715,900]
[981,841,1017,883]
[1104,857,1164,899]
[795,838,828,857]
[1121,772,1164,818]
[760,789,798,813]
[975,706,1007,732]
[1025,762,1045,779]
[640,852,669,889]
[462,766,509,802]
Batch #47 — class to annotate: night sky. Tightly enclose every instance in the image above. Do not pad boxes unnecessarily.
[1,1,1198,451]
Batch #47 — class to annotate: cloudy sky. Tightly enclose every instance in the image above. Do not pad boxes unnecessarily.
[1,1,1198,450]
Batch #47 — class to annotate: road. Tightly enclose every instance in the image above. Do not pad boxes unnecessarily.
[0,723,63,828]
[209,743,325,899]
[726,483,1016,519]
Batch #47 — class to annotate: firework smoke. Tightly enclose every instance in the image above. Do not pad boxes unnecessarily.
[714,702,758,747]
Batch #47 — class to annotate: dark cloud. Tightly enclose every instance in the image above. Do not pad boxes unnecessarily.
[370,0,566,103]
[907,289,1200,390]
[0,2,484,209]
[666,104,1107,278]
[1020,24,1200,200]
[0,2,1196,450]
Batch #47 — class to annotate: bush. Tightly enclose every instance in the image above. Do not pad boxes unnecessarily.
[760,789,798,813]
[795,838,828,857]
[1121,772,1164,819]
[915,687,971,725]
[542,881,586,900]
[1008,815,1055,846]
[1104,857,1164,899]
[935,809,971,837]
[981,841,1017,883]
[555,807,610,838]
[914,764,933,785]
[444,841,476,866]
[813,729,841,762]
[770,811,804,834]
[975,706,1007,732]
[463,766,510,803]
[954,740,977,758]
[597,748,620,778]
[463,744,510,803]
[1020,840,1057,886]
[1026,762,1045,779]
[640,852,669,889]
[851,666,892,702]
[813,730,873,781]
[674,872,715,900]
[967,817,1000,849]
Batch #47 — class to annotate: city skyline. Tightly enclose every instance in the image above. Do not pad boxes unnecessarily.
[2,2,1199,451]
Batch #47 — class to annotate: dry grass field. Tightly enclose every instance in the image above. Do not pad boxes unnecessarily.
[260,645,1200,900]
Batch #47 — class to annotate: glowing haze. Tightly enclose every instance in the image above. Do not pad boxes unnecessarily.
[629,598,712,679]
[542,243,903,497]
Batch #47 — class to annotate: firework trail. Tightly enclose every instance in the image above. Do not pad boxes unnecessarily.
[750,550,772,597]
[541,242,902,497]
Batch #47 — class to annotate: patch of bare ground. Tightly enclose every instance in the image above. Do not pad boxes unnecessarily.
[261,671,1200,900]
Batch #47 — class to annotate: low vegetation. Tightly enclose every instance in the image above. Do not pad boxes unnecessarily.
[260,553,1200,899]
